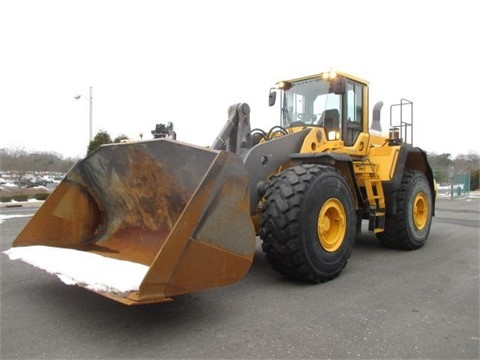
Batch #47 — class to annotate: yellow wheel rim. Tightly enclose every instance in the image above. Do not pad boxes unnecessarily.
[317,198,346,252]
[413,192,428,230]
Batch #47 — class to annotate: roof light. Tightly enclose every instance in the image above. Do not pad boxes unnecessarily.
[276,81,292,90]
[322,70,337,80]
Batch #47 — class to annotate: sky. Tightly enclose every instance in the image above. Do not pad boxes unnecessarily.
[1,0,479,159]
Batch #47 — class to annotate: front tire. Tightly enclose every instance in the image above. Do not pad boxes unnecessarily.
[260,164,356,283]
[377,170,433,250]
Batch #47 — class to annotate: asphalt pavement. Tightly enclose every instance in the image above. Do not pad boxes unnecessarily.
[1,196,479,359]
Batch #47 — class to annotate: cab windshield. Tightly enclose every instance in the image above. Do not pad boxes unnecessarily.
[280,77,341,128]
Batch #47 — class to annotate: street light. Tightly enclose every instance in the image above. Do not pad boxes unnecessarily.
[74,86,93,142]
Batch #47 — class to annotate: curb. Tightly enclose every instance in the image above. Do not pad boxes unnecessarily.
[0,201,44,209]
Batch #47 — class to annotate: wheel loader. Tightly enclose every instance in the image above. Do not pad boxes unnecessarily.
[4,70,436,305]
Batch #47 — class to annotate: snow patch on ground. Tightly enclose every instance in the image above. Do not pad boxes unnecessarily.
[0,214,33,224]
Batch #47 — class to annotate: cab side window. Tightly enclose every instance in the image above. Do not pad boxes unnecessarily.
[346,81,363,146]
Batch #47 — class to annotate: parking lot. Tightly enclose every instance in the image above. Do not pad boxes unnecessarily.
[1,196,479,359]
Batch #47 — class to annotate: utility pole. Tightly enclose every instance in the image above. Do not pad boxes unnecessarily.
[75,86,94,143]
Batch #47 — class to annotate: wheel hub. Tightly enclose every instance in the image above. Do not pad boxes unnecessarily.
[317,198,346,252]
[413,192,428,230]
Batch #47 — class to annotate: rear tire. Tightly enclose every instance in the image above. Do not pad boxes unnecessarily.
[377,170,433,250]
[260,164,356,283]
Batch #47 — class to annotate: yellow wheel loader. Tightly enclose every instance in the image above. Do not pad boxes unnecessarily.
[5,70,436,305]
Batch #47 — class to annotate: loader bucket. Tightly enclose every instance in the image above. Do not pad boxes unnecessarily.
[8,139,256,305]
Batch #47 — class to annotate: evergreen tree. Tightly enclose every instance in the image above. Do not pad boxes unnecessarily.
[87,130,112,156]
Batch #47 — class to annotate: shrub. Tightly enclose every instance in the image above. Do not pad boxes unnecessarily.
[13,194,29,202]
[1,196,12,203]
[34,193,49,200]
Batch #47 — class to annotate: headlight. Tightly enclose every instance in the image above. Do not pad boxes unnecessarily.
[327,130,340,141]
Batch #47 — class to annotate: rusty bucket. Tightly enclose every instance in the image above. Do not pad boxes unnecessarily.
[8,139,255,304]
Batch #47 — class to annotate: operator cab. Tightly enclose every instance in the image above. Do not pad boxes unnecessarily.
[269,71,366,146]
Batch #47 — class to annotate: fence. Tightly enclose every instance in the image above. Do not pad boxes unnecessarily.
[436,173,471,198]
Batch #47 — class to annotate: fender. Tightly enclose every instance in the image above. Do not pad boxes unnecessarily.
[289,152,365,210]
[382,144,436,216]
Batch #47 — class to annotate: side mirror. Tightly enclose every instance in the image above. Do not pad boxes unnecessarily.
[268,88,277,107]
[333,77,346,95]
